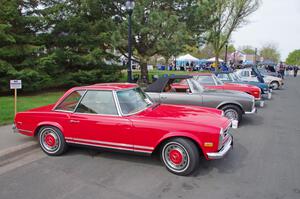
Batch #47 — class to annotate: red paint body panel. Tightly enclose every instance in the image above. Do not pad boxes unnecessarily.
[191,73,262,99]
[14,84,231,160]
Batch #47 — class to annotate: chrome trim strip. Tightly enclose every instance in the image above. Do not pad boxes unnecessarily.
[66,140,152,154]
[134,145,155,150]
[207,135,233,159]
[65,137,154,151]
[19,129,32,133]
[71,137,133,148]
[113,90,123,116]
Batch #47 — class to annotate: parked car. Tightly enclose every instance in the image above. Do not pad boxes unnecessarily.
[214,71,272,100]
[258,68,282,78]
[191,73,262,101]
[13,83,233,176]
[235,68,284,90]
[145,75,256,122]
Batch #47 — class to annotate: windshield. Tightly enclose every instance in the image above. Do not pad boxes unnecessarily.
[231,73,242,81]
[116,87,153,115]
[187,79,204,93]
[194,75,216,85]
[212,74,224,85]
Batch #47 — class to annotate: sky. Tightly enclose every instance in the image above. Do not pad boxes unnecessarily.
[232,0,300,60]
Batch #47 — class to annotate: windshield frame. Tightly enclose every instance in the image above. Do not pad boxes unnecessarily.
[115,87,153,116]
[212,74,224,85]
[230,73,241,82]
[187,78,204,94]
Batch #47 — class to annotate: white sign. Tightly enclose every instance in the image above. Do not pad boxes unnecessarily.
[10,80,22,89]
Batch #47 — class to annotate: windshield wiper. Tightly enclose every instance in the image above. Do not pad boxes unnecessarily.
[152,103,160,110]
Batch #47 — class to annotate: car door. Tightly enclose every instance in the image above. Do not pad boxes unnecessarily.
[68,90,133,151]
[159,92,203,106]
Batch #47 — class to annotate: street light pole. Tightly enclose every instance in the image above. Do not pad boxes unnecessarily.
[254,48,257,66]
[225,43,228,65]
[126,0,135,83]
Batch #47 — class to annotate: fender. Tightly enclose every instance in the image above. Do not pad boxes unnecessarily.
[216,101,244,111]
[34,121,65,136]
[154,131,205,153]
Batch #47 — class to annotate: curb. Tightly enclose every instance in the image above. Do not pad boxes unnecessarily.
[0,141,39,164]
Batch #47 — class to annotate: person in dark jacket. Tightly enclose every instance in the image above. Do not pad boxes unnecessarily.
[294,66,299,77]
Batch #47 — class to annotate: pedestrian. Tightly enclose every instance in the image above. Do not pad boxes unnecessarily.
[294,66,299,77]
[278,62,285,79]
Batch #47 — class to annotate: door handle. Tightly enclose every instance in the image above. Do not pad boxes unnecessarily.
[161,96,167,99]
[70,120,80,124]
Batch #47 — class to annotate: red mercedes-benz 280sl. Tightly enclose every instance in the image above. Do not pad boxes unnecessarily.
[13,83,233,175]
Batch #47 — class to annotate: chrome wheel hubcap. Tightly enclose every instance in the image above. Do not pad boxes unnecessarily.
[224,109,238,120]
[40,128,60,152]
[163,143,189,172]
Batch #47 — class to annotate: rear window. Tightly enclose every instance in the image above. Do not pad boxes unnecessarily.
[55,90,85,112]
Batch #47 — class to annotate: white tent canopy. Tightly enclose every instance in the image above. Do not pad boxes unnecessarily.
[206,57,224,62]
[176,54,200,62]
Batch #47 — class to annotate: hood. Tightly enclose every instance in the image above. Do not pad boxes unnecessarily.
[137,104,230,129]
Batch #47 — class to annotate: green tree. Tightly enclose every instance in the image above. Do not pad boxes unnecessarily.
[259,43,280,63]
[113,0,216,82]
[0,0,44,92]
[239,45,255,54]
[207,0,260,65]
[36,0,124,87]
[286,49,300,65]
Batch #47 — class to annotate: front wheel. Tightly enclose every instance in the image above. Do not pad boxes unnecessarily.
[161,138,200,176]
[220,104,243,122]
[38,126,68,156]
[271,81,279,90]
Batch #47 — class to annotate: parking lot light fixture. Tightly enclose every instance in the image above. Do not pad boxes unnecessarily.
[126,0,135,83]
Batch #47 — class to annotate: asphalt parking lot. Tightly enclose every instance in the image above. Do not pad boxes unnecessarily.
[0,77,300,199]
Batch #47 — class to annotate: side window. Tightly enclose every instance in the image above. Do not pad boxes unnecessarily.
[75,90,118,115]
[55,90,85,112]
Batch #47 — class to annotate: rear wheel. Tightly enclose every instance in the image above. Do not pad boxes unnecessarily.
[220,104,243,122]
[161,138,200,176]
[38,126,68,156]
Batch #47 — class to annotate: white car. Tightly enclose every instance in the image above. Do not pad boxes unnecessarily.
[235,68,284,90]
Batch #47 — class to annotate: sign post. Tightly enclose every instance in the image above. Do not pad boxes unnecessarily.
[10,80,22,116]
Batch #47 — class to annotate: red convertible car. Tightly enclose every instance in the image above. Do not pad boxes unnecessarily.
[192,73,262,100]
[13,83,233,175]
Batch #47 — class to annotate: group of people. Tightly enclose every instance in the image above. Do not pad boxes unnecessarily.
[278,62,299,78]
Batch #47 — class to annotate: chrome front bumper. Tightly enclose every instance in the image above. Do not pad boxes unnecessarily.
[207,135,233,159]
[245,107,257,114]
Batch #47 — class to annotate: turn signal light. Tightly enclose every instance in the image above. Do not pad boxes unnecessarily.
[204,142,214,147]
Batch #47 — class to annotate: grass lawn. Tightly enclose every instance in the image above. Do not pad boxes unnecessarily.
[0,69,206,126]
[0,91,64,126]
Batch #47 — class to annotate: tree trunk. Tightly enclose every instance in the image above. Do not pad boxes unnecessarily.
[215,51,220,69]
[140,58,149,84]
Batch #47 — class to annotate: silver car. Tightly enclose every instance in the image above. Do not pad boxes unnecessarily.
[145,75,256,122]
